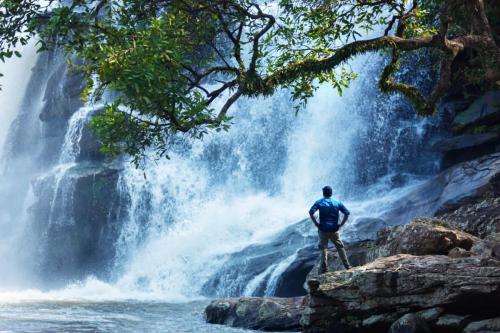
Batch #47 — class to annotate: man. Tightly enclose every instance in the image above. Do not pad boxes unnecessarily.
[309,186,351,273]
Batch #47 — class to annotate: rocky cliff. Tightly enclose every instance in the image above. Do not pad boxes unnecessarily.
[206,214,500,333]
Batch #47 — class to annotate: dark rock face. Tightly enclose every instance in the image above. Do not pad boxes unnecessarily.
[438,197,500,238]
[205,297,305,332]
[464,318,500,332]
[448,247,474,258]
[29,163,124,286]
[77,105,107,162]
[302,255,500,333]
[39,58,86,123]
[432,132,499,151]
[341,217,388,241]
[452,90,500,132]
[380,153,500,225]
[438,90,500,168]
[388,313,431,333]
[435,314,470,333]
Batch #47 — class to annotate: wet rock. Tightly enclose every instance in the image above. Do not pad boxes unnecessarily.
[363,313,399,331]
[341,217,388,241]
[380,153,500,225]
[30,162,124,286]
[432,132,499,151]
[77,105,106,162]
[205,296,305,331]
[202,219,317,298]
[366,217,479,262]
[39,57,85,122]
[302,255,500,333]
[471,232,500,259]
[438,197,500,238]
[441,138,500,169]
[415,307,444,322]
[435,314,469,332]
[464,318,500,332]
[388,313,431,333]
[452,90,500,132]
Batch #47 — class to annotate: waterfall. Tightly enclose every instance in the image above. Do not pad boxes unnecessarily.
[0,40,440,300]
[103,53,438,300]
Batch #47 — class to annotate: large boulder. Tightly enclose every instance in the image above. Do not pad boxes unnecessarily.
[366,217,479,262]
[205,296,305,332]
[306,217,479,290]
[438,197,500,238]
[302,254,500,333]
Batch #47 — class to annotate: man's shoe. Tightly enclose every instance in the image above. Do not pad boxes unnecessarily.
[344,264,352,270]
[319,264,327,274]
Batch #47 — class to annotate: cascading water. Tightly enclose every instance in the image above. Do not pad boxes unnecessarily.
[0,42,38,158]
[0,30,441,333]
[91,52,437,300]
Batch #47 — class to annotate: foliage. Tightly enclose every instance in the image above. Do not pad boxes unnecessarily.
[0,0,499,162]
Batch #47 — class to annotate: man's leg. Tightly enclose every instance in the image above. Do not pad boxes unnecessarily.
[318,231,329,273]
[332,232,351,269]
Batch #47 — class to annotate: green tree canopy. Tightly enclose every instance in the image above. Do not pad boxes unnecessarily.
[1,0,499,163]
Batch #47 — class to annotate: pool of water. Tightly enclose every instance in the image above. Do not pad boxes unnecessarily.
[0,300,267,333]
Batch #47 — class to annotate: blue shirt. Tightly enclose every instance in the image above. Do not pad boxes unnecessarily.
[309,197,350,232]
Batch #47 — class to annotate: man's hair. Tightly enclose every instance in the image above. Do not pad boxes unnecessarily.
[322,186,333,197]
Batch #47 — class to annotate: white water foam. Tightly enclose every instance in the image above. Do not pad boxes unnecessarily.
[0,41,38,157]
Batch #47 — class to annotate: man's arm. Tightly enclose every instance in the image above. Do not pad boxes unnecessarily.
[309,211,320,229]
[309,203,320,229]
[339,213,349,228]
[339,202,350,228]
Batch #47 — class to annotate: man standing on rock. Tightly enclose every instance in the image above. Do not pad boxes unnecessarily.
[309,186,351,273]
